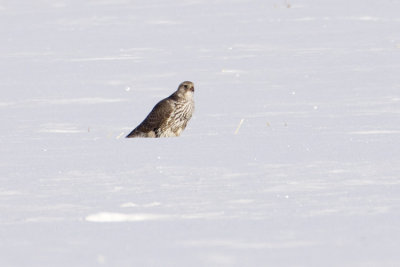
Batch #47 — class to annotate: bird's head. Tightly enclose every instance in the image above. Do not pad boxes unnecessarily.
[176,81,194,100]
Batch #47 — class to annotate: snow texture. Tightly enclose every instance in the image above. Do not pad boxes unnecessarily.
[1,0,400,266]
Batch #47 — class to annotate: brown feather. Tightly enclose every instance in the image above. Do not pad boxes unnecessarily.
[126,81,195,138]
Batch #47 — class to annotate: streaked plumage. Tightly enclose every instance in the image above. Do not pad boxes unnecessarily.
[126,81,195,138]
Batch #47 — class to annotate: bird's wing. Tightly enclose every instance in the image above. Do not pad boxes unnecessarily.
[134,98,174,133]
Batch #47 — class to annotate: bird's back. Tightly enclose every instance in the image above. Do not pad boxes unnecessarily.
[126,97,174,138]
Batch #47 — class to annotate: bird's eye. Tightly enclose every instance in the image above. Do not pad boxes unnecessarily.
[183,85,188,89]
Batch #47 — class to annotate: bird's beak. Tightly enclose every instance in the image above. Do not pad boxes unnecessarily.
[190,86,194,92]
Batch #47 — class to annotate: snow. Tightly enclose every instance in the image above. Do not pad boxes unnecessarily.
[1,0,400,266]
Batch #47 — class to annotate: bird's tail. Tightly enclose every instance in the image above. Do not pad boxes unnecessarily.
[126,129,139,138]
[126,129,153,138]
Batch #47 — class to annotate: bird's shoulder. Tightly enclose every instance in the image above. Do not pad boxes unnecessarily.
[152,96,176,114]
[139,97,175,129]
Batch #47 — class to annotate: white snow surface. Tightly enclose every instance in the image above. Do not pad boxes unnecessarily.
[1,0,400,266]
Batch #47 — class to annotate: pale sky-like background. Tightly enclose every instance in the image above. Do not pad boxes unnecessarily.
[1,0,400,266]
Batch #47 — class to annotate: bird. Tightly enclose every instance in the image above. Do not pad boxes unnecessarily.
[126,81,195,138]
